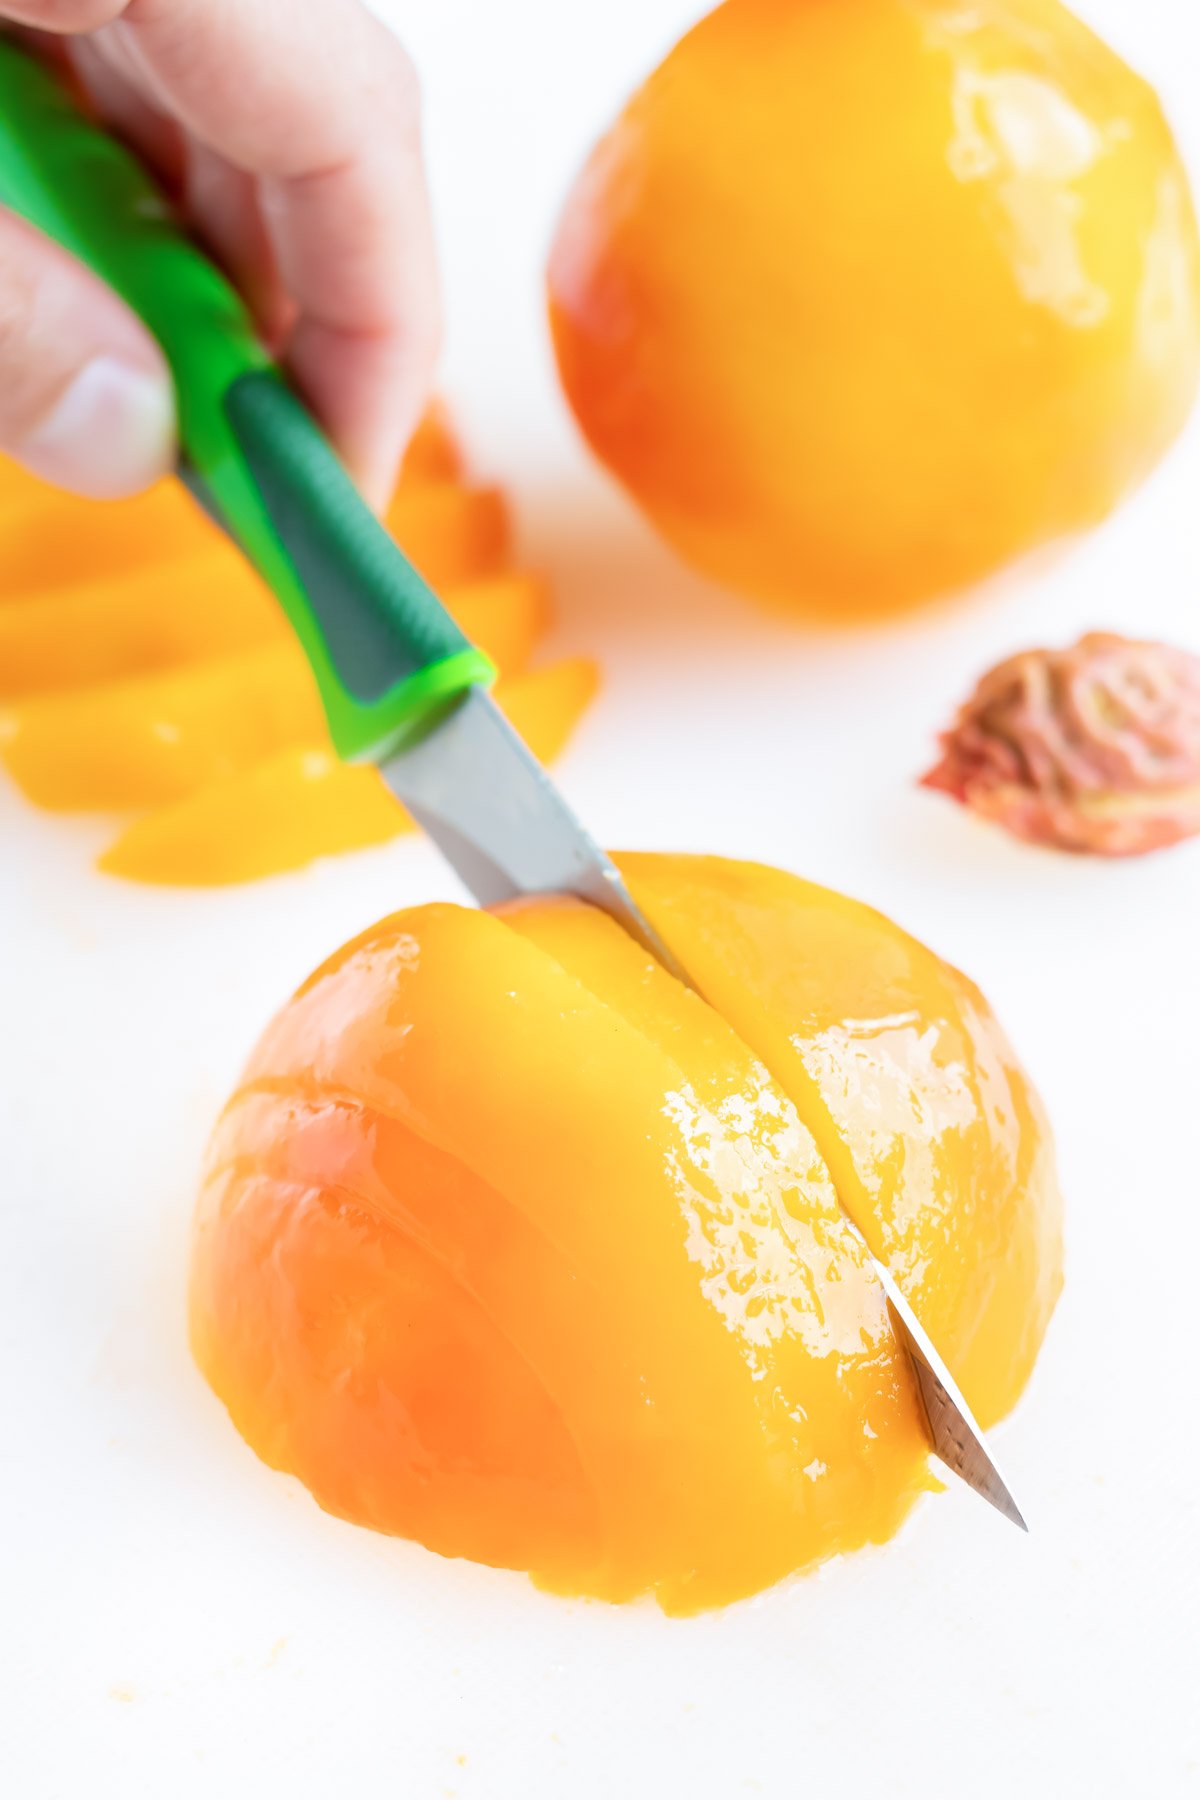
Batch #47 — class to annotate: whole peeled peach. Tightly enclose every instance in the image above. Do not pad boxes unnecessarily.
[548,0,1200,614]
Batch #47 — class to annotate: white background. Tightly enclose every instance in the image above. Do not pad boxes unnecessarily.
[3,2,1200,1795]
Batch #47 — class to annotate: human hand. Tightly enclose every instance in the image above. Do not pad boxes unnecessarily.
[0,0,440,507]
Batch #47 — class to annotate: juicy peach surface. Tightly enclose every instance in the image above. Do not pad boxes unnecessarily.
[549,0,1200,613]
[191,854,1063,1613]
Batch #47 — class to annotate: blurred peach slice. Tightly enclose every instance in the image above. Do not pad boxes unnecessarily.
[0,550,282,696]
[398,400,464,485]
[1,571,556,812]
[385,483,512,587]
[0,566,548,700]
[0,482,216,597]
[101,659,600,884]
[0,643,325,809]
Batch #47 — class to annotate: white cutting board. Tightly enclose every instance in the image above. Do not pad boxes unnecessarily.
[3,3,1199,1795]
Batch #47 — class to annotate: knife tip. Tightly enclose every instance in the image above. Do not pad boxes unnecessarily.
[989,1484,1029,1533]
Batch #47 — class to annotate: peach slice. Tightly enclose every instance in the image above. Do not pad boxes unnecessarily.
[0,644,324,809]
[0,482,217,598]
[385,484,512,587]
[0,567,548,700]
[398,401,464,485]
[0,572,558,811]
[0,550,283,697]
[100,659,600,884]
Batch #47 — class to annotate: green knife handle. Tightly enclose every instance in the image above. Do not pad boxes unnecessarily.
[0,38,493,760]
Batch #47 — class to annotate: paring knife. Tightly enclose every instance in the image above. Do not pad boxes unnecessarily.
[0,37,1025,1531]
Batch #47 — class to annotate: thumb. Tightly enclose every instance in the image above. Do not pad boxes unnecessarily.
[0,207,175,498]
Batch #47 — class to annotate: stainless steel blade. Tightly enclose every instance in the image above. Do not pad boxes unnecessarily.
[872,1254,1027,1528]
[379,686,690,982]
[382,686,1026,1528]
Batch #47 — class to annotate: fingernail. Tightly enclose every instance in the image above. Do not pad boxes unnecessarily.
[21,356,175,499]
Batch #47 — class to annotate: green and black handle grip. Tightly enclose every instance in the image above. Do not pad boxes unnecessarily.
[0,36,495,761]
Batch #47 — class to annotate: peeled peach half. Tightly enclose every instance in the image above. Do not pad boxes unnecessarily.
[192,853,1062,1612]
